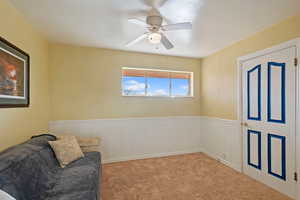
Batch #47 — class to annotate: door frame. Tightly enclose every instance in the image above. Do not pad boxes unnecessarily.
[237,38,300,199]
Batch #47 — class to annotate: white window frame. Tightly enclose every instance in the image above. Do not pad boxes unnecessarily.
[121,67,194,98]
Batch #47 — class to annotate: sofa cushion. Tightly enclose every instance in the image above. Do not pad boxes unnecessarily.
[0,135,58,200]
[0,135,56,172]
[0,136,101,200]
[42,152,101,200]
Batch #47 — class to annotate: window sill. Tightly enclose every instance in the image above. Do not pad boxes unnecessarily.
[122,95,194,99]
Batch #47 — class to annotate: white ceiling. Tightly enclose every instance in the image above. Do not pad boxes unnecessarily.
[9,0,300,58]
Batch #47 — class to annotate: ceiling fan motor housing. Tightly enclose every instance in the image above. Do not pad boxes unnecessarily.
[146,16,163,27]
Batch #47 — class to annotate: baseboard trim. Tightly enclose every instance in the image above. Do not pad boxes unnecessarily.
[103,147,242,173]
[200,148,242,173]
[103,148,203,164]
[199,116,238,123]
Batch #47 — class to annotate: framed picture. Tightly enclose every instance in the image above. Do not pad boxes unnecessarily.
[0,36,29,108]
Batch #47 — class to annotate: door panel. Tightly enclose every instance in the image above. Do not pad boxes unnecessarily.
[242,46,296,198]
[247,65,261,120]
[267,62,286,123]
[268,133,286,180]
[247,130,262,169]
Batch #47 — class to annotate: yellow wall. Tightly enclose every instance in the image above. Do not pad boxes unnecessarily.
[0,0,50,151]
[2,0,300,150]
[200,13,300,120]
[49,44,201,120]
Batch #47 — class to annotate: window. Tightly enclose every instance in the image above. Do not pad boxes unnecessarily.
[122,67,193,97]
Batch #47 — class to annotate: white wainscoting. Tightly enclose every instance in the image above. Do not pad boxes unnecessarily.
[49,116,241,171]
[199,116,241,172]
[49,116,202,163]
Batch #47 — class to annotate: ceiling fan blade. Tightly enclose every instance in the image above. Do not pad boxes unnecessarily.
[128,18,147,27]
[162,22,192,31]
[160,34,174,50]
[161,15,173,25]
[140,0,154,7]
[126,33,148,47]
[157,0,169,8]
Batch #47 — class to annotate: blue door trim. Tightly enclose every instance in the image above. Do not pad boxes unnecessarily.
[247,65,262,121]
[247,129,262,170]
[267,62,286,124]
[267,133,286,181]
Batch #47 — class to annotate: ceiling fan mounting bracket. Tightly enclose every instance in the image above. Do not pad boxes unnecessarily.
[146,16,163,26]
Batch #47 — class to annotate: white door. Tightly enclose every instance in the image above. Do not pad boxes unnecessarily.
[242,46,297,198]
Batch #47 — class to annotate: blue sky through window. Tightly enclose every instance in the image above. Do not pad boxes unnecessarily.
[122,76,145,96]
[122,69,191,97]
[147,77,169,96]
[171,78,189,96]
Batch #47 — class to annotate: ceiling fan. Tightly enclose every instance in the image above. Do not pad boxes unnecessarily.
[125,0,192,50]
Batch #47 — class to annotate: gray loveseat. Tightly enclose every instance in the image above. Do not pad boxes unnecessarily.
[0,135,101,200]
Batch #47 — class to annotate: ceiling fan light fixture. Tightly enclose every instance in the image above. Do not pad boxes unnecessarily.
[148,32,161,44]
[126,2,192,50]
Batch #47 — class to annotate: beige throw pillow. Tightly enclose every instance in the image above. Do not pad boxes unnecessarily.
[55,134,102,153]
[57,135,101,147]
[81,146,101,153]
[76,136,101,147]
[49,136,84,168]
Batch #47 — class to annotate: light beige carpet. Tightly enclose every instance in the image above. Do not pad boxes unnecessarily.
[102,153,291,200]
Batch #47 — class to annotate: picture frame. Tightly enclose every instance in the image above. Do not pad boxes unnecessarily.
[0,36,30,108]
